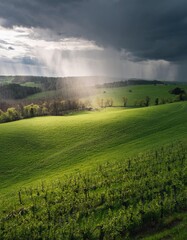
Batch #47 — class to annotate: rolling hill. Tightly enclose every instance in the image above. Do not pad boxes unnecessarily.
[1,101,187,196]
[0,102,187,239]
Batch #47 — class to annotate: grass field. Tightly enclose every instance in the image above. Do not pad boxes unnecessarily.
[27,89,60,99]
[92,84,187,106]
[0,101,187,239]
[0,76,14,84]
[1,102,187,198]
[20,81,42,88]
[27,84,187,107]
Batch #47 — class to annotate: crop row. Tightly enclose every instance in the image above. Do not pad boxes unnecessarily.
[0,143,186,239]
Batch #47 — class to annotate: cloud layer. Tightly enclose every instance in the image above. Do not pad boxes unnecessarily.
[1,0,187,62]
[0,0,186,79]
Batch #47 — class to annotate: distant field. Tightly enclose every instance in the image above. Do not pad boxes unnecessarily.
[27,89,59,99]
[92,84,187,107]
[0,76,14,84]
[1,76,187,105]
[27,84,187,107]
[20,81,42,88]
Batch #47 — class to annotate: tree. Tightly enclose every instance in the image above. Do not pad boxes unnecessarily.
[7,108,21,121]
[0,110,8,123]
[122,97,128,107]
[169,87,186,95]
[155,98,159,105]
[179,93,187,101]
[145,96,150,107]
[109,98,113,107]
[23,104,40,118]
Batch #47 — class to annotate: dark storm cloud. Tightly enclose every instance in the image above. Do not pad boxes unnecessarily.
[0,0,187,62]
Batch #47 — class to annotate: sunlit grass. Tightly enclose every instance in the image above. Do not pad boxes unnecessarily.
[28,84,187,104]
[91,84,187,106]
[0,102,187,204]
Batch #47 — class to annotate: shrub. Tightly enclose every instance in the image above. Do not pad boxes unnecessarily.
[169,87,186,95]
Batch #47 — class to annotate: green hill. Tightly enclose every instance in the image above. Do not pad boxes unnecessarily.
[0,102,186,196]
[92,85,187,107]
[0,102,187,239]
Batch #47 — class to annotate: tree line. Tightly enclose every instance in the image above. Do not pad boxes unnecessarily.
[0,99,92,123]
[122,87,187,107]
[0,84,41,99]
[96,79,164,88]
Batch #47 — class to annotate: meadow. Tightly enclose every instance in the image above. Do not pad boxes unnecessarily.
[27,84,187,107]
[0,100,187,239]
[92,84,187,107]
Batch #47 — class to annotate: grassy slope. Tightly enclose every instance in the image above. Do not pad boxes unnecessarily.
[1,144,186,239]
[0,102,187,204]
[92,84,187,106]
[27,84,187,103]
[21,82,41,88]
[27,89,60,99]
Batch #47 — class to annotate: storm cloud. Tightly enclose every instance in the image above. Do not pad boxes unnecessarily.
[0,0,186,79]
[0,0,187,62]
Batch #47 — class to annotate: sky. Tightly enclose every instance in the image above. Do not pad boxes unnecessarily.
[0,0,186,81]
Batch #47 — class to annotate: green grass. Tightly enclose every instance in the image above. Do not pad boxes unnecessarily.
[0,101,187,239]
[0,102,187,202]
[1,142,186,239]
[27,89,59,100]
[27,83,187,104]
[0,76,14,84]
[91,84,187,106]
[20,82,41,88]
